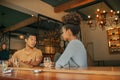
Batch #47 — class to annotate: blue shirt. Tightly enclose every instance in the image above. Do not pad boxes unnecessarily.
[55,39,87,68]
[0,49,9,60]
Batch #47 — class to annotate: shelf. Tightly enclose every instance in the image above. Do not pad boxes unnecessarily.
[109,39,120,41]
[107,28,120,54]
[109,46,120,48]
[108,34,120,36]
[36,29,63,61]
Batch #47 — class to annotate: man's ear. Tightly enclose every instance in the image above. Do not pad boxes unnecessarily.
[25,39,27,43]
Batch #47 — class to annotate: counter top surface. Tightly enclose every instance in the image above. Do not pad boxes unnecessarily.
[0,67,120,80]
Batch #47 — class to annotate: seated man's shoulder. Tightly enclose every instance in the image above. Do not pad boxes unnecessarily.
[34,48,42,55]
[34,48,41,52]
[14,49,24,54]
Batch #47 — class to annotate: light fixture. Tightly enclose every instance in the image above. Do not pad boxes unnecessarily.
[87,9,120,30]
[19,35,24,39]
[31,15,34,17]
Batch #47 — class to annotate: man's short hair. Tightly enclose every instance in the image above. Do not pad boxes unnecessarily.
[25,33,37,39]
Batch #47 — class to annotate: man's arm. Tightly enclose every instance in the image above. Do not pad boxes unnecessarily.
[32,55,42,66]
[5,53,17,67]
[21,50,43,66]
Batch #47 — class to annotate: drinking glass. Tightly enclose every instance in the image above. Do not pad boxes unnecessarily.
[43,57,51,68]
[0,60,8,71]
[0,60,2,71]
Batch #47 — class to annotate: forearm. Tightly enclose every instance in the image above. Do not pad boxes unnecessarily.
[33,57,42,66]
[29,57,42,66]
[5,59,13,67]
[55,62,62,68]
[32,61,40,66]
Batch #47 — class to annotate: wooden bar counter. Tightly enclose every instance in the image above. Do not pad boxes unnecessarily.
[0,67,120,80]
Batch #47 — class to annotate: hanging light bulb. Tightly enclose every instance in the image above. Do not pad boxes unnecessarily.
[87,9,120,30]
[19,35,24,39]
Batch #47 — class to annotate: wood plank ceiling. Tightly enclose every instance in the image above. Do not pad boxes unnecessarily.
[42,0,120,20]
[0,0,120,36]
[54,0,95,13]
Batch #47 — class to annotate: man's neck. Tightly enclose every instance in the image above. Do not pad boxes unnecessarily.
[25,46,34,51]
[24,46,35,55]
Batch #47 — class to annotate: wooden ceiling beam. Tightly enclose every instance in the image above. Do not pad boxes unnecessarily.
[54,0,95,13]
[1,16,37,33]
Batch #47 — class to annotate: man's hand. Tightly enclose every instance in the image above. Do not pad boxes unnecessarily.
[21,59,33,65]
